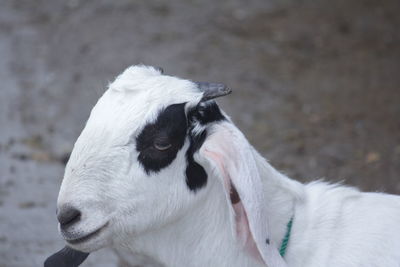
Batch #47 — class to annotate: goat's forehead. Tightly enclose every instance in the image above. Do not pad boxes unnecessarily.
[109,65,202,102]
[107,66,201,112]
[83,66,202,142]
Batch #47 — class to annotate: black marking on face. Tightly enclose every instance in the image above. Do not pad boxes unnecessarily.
[136,100,226,192]
[191,100,225,125]
[185,130,208,191]
[185,100,226,191]
[266,238,270,245]
[136,103,187,173]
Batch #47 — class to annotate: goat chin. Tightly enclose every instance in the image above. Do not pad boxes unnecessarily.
[50,65,400,267]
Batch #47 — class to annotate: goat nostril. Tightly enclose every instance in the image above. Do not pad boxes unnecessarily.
[57,206,81,226]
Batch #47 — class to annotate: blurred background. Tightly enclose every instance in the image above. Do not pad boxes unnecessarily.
[0,0,399,266]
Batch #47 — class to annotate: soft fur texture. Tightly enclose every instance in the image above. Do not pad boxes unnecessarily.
[56,65,400,267]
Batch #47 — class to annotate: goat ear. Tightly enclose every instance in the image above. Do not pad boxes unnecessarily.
[44,246,89,267]
[197,122,286,267]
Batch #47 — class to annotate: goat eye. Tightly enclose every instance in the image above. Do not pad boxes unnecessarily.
[153,140,172,151]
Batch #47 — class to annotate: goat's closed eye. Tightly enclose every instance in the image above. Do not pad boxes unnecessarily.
[153,140,172,151]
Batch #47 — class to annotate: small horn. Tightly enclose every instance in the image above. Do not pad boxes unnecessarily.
[196,82,232,101]
[154,66,164,74]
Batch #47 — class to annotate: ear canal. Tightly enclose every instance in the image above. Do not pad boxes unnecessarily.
[195,82,232,101]
[198,122,287,267]
[229,182,241,204]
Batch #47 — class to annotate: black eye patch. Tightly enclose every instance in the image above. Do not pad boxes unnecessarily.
[136,103,187,173]
[136,101,226,193]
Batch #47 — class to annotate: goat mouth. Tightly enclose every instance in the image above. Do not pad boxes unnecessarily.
[66,222,109,245]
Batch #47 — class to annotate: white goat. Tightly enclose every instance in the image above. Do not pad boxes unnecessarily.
[46,65,400,267]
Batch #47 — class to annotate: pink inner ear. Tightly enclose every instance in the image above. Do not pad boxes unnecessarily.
[204,149,263,262]
[233,201,263,262]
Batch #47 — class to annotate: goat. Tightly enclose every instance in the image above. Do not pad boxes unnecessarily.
[45,65,400,267]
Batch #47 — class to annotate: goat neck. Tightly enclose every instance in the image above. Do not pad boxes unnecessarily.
[115,125,304,267]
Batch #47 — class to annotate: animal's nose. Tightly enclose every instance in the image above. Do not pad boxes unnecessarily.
[57,205,81,227]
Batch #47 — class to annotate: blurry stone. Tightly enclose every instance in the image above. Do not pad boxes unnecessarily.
[308,157,318,169]
[22,135,44,150]
[283,129,302,141]
[67,0,80,9]
[9,165,16,173]
[19,201,36,209]
[31,151,52,162]
[365,152,381,164]
[308,114,321,123]
[5,180,14,187]
[13,153,29,161]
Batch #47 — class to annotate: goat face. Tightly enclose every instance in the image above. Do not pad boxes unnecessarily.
[56,65,228,252]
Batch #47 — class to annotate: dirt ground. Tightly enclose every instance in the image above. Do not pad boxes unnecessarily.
[0,0,399,266]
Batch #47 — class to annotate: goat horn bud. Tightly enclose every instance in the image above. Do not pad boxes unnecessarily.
[154,66,164,74]
[196,82,232,101]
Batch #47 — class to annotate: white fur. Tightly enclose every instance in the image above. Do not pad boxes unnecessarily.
[57,65,400,267]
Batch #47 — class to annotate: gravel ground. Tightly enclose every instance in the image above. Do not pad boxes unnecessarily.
[0,0,399,266]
